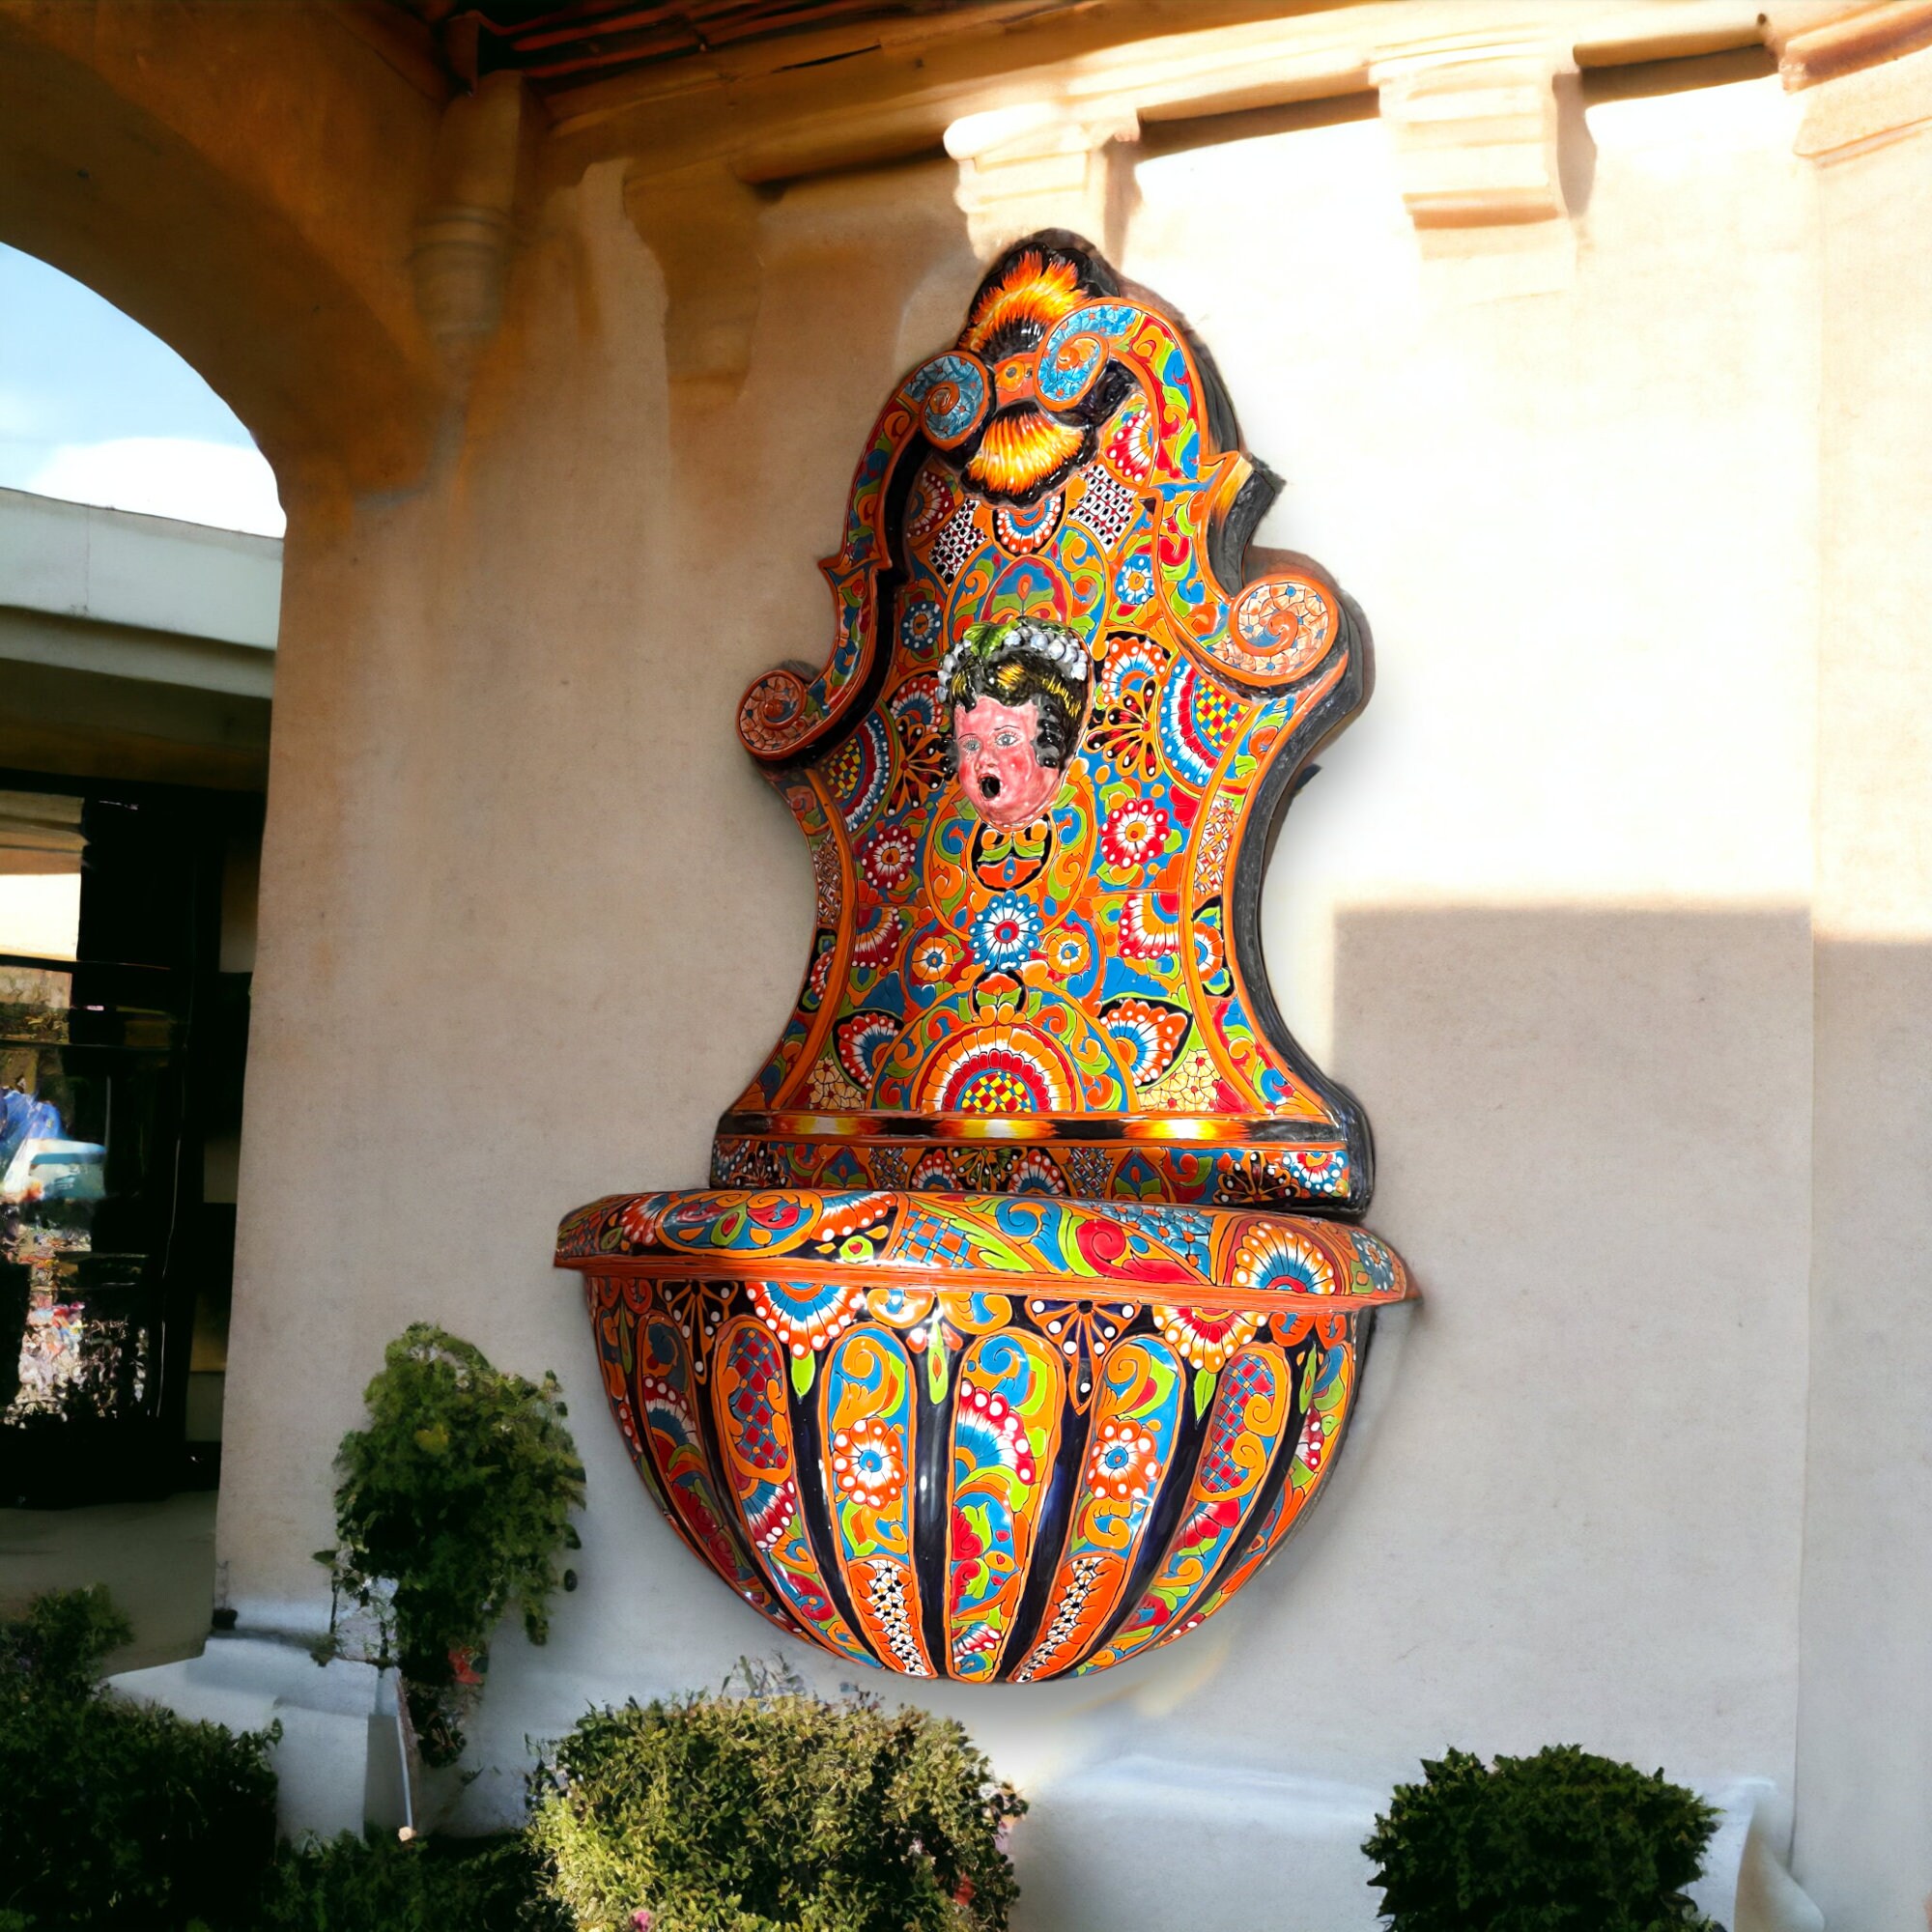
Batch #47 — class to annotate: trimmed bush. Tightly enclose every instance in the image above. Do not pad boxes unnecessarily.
[255,1830,571,1932]
[0,1577,133,1700]
[530,1664,1025,1932]
[0,1585,278,1930]
[1362,1745,1724,1932]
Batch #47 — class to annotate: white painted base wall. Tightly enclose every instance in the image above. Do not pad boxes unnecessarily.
[111,1637,408,1843]
[112,1641,1823,1932]
[1017,1761,1819,1932]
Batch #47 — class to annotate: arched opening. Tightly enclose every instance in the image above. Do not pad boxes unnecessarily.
[1,244,277,1567]
[0,7,443,1679]
[0,241,284,536]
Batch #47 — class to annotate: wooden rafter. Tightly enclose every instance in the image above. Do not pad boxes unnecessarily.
[390,0,1085,89]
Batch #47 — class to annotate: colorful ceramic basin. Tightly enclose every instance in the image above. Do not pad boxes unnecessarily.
[555,1188,1411,1681]
[557,233,1419,1680]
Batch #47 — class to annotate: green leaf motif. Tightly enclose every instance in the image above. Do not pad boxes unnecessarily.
[1193,1366,1216,1420]
[790,1350,815,1399]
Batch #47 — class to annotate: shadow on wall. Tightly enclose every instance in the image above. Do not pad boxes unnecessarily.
[1215,904,1817,1775]
[1306,903,1814,1776]
[1793,936,1932,1932]
[1010,904,1832,1932]
[1330,901,1814,1258]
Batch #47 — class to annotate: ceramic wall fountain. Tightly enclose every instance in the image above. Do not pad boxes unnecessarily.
[555,233,1414,1682]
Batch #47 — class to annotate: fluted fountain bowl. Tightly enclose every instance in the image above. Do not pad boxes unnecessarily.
[556,1186,1410,1683]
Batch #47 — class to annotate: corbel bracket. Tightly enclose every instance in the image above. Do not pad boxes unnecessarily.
[412,70,526,388]
[1372,39,1576,231]
[1767,0,1932,86]
[624,161,767,402]
[944,101,1141,263]
[1766,0,1932,155]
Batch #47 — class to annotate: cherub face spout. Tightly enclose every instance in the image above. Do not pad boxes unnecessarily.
[941,614,1090,829]
[954,695,1061,828]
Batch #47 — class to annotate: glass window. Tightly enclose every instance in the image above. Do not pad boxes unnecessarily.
[0,776,254,1499]
[0,789,83,961]
[2,963,179,1427]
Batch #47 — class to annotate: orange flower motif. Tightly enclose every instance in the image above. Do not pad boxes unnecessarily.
[909,931,964,984]
[950,245,1116,502]
[1151,1304,1261,1373]
[1099,998,1189,1088]
[958,250,1085,358]
[1086,1420,1162,1504]
[831,1416,907,1507]
[970,413,1086,499]
[1231,1224,1337,1297]
[1045,925,1093,981]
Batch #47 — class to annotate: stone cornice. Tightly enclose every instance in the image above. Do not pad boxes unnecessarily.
[1767,0,1932,85]
[551,0,1932,198]
[573,0,1932,375]
[545,0,1778,190]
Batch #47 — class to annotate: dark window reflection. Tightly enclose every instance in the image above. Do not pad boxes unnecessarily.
[0,777,256,1504]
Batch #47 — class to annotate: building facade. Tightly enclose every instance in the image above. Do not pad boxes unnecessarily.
[2,3,1928,1924]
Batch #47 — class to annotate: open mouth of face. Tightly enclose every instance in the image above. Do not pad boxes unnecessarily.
[980,775,1002,800]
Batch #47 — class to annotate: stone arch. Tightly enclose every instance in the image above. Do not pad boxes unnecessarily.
[0,1,446,497]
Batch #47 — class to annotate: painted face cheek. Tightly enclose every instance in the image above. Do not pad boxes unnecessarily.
[956,696,1060,823]
[993,742,1033,788]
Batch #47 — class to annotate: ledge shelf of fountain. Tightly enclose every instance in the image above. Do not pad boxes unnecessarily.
[555,232,1415,1683]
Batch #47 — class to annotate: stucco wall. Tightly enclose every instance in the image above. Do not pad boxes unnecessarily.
[1793,84,1932,1932]
[206,61,1920,1929]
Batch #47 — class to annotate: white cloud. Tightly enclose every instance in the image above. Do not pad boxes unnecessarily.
[25,436,284,537]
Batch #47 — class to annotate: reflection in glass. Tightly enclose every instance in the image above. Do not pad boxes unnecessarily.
[1,956,168,1426]
[0,791,83,962]
[0,777,254,1498]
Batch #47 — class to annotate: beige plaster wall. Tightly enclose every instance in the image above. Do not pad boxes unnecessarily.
[1792,99,1932,1932]
[205,52,1916,1926]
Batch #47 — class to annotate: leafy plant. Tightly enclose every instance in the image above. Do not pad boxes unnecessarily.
[0,1578,132,1698]
[529,1661,1026,1932]
[0,1585,278,1930]
[256,1829,571,1932]
[1362,1746,1724,1932]
[319,1323,584,1766]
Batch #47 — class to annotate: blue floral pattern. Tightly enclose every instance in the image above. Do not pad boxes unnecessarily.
[971,892,1043,968]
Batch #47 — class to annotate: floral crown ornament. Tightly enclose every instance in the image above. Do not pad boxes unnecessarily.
[938,617,1092,699]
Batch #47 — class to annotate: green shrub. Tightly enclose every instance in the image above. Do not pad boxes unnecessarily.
[1362,1746,1724,1932]
[320,1323,584,1765]
[0,1586,278,1930]
[256,1830,571,1932]
[530,1663,1025,1932]
[1,1577,132,1698]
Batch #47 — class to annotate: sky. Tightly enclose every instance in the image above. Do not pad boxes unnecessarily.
[0,242,285,537]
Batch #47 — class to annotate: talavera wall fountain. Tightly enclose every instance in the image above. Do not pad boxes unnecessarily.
[555,232,1414,1682]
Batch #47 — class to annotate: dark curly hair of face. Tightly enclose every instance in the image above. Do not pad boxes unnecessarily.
[939,620,1091,777]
